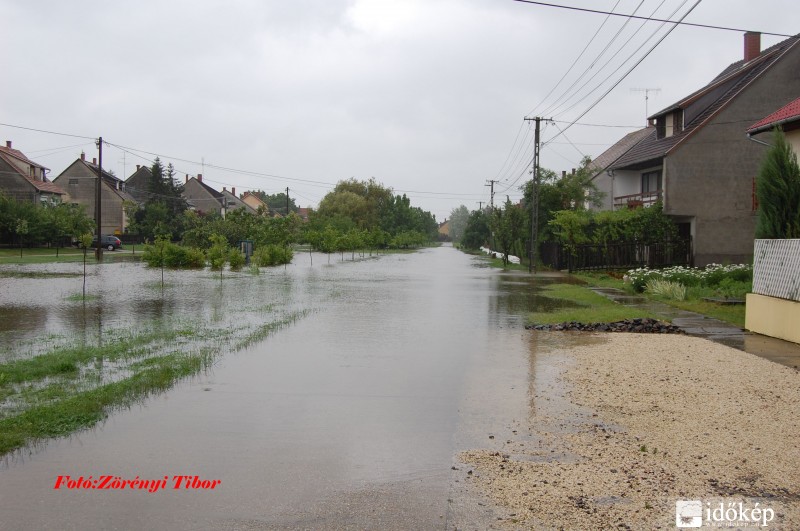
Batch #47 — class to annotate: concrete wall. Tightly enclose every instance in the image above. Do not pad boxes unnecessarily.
[664,44,800,266]
[746,239,800,344]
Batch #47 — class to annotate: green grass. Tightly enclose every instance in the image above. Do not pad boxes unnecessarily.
[0,352,208,455]
[0,247,139,265]
[0,306,313,456]
[530,283,659,325]
[575,272,746,328]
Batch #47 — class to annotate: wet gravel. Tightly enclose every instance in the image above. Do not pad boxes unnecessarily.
[525,317,685,334]
[460,333,800,529]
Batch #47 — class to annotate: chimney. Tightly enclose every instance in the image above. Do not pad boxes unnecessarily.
[136,165,140,171]
[562,171,567,178]
[5,140,11,149]
[744,31,761,62]
[185,174,189,183]
[232,187,235,197]
[223,186,227,192]
[81,151,86,161]
[197,173,202,182]
[93,158,97,165]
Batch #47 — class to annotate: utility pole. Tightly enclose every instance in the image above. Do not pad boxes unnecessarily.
[485,180,498,210]
[95,137,103,261]
[524,117,541,273]
[285,187,290,215]
[477,201,484,211]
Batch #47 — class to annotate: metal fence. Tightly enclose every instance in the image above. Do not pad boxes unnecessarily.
[540,239,693,272]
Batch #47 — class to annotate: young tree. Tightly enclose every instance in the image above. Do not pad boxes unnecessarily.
[461,210,491,250]
[756,128,800,238]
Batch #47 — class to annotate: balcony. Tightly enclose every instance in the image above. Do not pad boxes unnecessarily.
[613,190,662,209]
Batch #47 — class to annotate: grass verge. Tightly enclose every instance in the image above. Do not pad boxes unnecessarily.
[573,272,746,328]
[530,283,659,325]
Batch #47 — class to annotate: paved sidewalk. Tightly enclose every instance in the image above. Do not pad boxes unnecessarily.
[591,287,800,370]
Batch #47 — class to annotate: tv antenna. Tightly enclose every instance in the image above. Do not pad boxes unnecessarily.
[630,88,661,123]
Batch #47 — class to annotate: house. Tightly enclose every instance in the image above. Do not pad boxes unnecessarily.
[602,32,800,266]
[182,174,224,216]
[0,140,66,205]
[296,207,310,222]
[220,186,255,214]
[124,165,153,204]
[52,152,136,235]
[746,96,800,153]
[587,127,653,211]
[240,191,270,215]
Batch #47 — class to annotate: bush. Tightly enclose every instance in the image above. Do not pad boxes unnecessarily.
[143,240,206,268]
[253,244,293,267]
[228,249,246,271]
[625,264,752,293]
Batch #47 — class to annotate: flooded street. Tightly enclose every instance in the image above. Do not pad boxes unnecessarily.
[0,245,556,529]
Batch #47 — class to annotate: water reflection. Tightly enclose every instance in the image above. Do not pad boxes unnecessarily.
[0,246,578,529]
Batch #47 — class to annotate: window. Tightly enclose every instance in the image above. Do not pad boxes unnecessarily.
[68,178,79,185]
[641,170,662,194]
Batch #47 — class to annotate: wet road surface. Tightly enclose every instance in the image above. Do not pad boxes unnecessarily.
[0,245,556,529]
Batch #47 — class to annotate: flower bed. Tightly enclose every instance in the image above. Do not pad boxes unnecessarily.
[623,264,752,295]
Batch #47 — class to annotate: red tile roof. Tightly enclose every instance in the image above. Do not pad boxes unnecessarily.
[747,97,800,134]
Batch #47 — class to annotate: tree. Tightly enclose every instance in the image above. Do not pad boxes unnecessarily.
[523,157,604,241]
[461,209,491,249]
[490,198,525,266]
[756,128,800,238]
[448,205,470,243]
[253,191,299,216]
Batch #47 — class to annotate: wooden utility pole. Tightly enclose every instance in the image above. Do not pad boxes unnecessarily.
[95,136,103,261]
[285,187,290,215]
[524,118,541,273]
[485,180,498,210]
[477,201,484,211]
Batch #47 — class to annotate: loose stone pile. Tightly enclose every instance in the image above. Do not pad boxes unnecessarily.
[525,317,684,334]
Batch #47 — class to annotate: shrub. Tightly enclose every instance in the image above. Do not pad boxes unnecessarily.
[228,249,246,271]
[253,244,293,267]
[625,264,752,293]
[645,279,686,301]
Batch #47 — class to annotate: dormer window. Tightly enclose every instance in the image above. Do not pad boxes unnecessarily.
[655,111,683,139]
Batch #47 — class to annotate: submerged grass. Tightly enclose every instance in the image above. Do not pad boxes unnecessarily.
[0,307,312,456]
[0,351,208,455]
[529,283,659,325]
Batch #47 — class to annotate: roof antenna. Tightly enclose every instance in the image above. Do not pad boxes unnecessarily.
[631,88,661,124]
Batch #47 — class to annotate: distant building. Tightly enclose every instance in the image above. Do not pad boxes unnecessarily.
[0,140,66,205]
[52,152,135,235]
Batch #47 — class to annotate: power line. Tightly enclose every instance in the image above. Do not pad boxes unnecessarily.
[549,0,683,119]
[510,0,795,37]
[0,122,96,140]
[527,0,623,118]
[544,0,703,146]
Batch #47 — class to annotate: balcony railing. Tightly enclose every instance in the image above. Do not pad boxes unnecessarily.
[613,190,662,209]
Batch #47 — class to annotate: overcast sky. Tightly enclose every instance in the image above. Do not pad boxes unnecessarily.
[1,0,796,220]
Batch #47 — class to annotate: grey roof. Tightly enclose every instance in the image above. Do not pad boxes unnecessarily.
[589,127,652,179]
[612,34,800,170]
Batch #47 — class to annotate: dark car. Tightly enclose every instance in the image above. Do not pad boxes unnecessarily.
[92,235,122,251]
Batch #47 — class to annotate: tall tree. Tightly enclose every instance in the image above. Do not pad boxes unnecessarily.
[448,205,470,243]
[756,129,800,238]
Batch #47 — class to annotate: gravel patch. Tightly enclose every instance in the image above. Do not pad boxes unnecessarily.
[459,334,800,529]
[525,318,685,334]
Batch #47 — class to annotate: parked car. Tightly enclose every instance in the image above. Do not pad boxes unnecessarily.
[92,235,122,251]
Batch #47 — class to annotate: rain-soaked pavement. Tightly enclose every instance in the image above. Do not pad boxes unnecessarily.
[0,244,575,530]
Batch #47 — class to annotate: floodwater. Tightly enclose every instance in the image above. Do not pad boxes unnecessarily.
[0,245,572,530]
